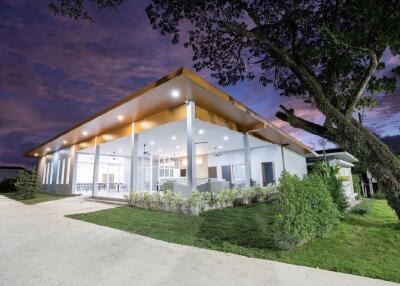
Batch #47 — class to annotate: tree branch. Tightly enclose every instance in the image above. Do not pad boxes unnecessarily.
[276,105,337,142]
[344,49,378,116]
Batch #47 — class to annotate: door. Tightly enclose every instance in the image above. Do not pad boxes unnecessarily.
[208,166,217,178]
[261,162,275,186]
[221,165,232,182]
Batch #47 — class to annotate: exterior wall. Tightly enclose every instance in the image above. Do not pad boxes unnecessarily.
[37,145,77,195]
[282,147,308,177]
[207,144,308,185]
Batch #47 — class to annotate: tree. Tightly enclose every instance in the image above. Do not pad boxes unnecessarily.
[15,168,38,199]
[48,0,400,218]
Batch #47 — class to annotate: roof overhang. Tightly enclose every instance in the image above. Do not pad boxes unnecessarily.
[25,67,313,157]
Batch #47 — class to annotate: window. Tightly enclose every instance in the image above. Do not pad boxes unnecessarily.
[232,164,246,184]
[60,158,66,184]
[56,160,60,184]
[221,165,232,182]
[65,157,71,184]
[261,162,275,186]
[49,162,53,184]
[46,162,51,184]
[43,162,47,184]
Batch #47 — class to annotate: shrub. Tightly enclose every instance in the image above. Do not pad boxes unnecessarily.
[352,174,362,199]
[351,200,372,215]
[0,178,17,193]
[15,168,37,199]
[272,172,339,249]
[311,162,349,213]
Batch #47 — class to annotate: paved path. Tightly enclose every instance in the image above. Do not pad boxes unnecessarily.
[0,195,397,286]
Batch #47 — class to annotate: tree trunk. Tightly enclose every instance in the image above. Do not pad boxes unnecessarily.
[331,119,400,218]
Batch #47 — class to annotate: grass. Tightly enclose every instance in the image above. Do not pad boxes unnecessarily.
[0,192,71,205]
[68,199,400,283]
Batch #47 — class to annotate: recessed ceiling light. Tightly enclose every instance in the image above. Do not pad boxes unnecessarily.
[176,145,181,149]
[171,89,180,98]
[117,115,124,121]
[218,145,223,149]
[34,153,38,157]
[150,141,155,145]
[82,131,88,136]
[223,136,229,141]
[171,135,176,141]
[46,147,51,151]
[63,140,68,144]
[198,129,204,135]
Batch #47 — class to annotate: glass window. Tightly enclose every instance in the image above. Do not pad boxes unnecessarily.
[60,158,66,184]
[56,160,60,184]
[65,157,71,184]
[233,164,246,185]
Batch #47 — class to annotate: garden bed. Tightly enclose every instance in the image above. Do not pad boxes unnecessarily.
[124,186,277,215]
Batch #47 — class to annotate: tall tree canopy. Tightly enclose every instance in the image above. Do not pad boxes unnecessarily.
[49,0,400,218]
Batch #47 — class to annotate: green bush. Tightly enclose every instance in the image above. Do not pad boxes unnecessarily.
[272,172,339,249]
[311,162,349,213]
[351,200,372,215]
[0,178,17,193]
[352,174,362,199]
[15,168,37,199]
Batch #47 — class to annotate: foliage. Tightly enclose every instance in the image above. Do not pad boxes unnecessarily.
[15,168,37,199]
[272,172,339,249]
[0,178,17,193]
[70,199,400,283]
[352,174,362,199]
[311,162,349,213]
[125,185,277,214]
[351,200,372,216]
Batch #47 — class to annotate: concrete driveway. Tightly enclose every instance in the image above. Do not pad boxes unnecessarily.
[0,195,397,286]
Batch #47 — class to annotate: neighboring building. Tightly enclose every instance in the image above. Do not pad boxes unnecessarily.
[0,166,25,182]
[25,68,314,199]
[306,148,359,203]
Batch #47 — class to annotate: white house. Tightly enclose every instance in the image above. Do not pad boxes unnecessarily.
[25,68,314,200]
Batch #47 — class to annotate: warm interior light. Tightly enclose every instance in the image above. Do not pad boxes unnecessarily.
[223,136,229,141]
[102,134,114,141]
[117,115,124,121]
[34,153,38,157]
[171,89,180,98]
[198,129,204,135]
[63,140,68,144]
[171,135,176,140]
[82,131,88,136]
[46,147,51,151]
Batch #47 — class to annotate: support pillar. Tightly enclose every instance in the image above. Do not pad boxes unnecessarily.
[130,122,139,193]
[186,100,196,193]
[243,133,252,187]
[92,139,100,197]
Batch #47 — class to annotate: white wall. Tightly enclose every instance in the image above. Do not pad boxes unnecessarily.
[207,144,308,185]
[37,145,77,195]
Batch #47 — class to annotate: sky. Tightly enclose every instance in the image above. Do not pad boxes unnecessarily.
[1,0,399,168]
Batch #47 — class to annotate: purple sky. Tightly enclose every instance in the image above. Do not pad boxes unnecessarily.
[1,0,399,168]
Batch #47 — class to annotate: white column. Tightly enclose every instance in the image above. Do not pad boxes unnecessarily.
[92,141,100,197]
[186,100,196,193]
[130,122,139,193]
[243,133,252,187]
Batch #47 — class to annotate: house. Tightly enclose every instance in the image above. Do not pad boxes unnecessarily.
[0,166,26,182]
[306,148,359,203]
[24,68,314,199]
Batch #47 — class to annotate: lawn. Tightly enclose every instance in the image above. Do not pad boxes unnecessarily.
[0,192,71,205]
[68,199,400,283]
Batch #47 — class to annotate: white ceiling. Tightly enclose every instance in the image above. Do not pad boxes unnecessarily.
[81,119,270,157]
